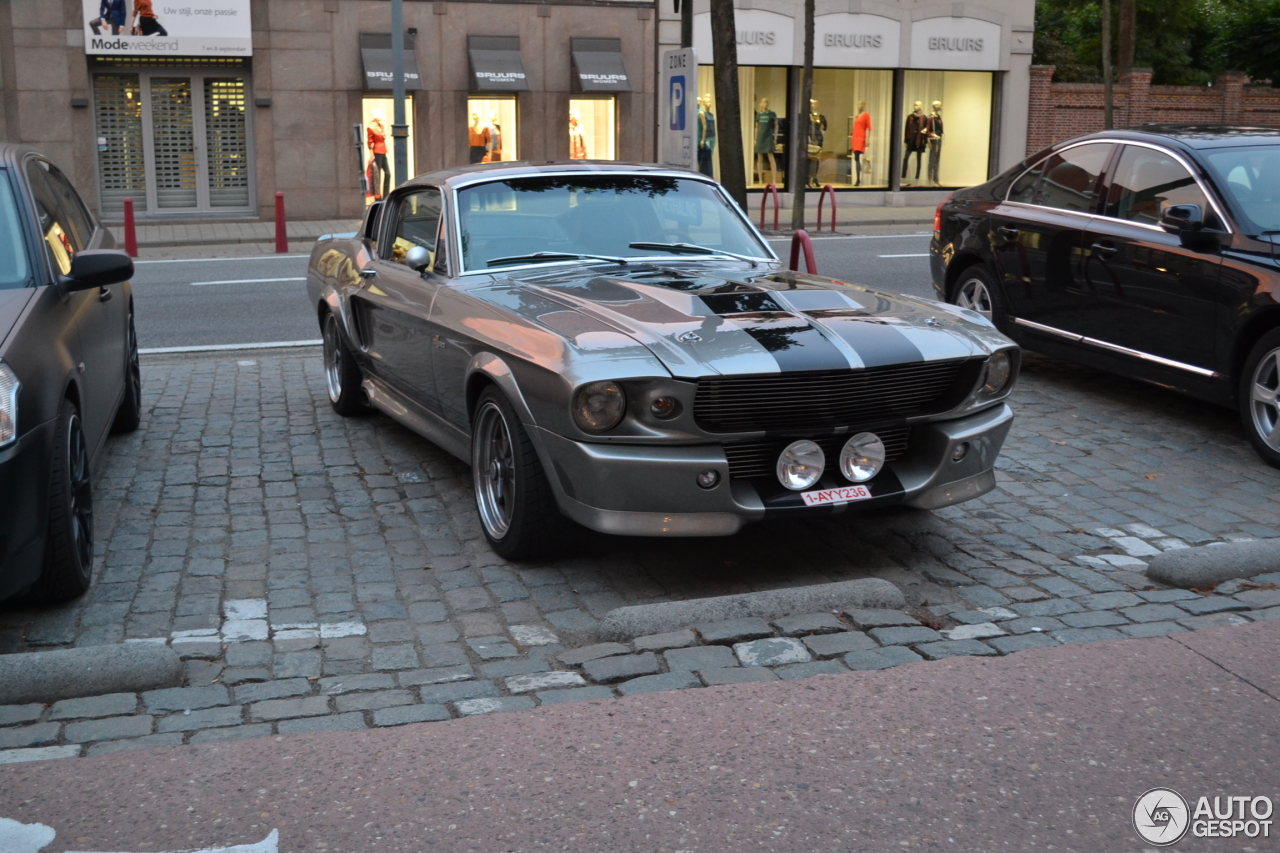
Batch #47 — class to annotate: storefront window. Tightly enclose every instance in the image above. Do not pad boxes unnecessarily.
[568,98,616,160]
[695,66,789,189]
[901,71,992,188]
[465,97,517,166]
[361,96,415,203]
[810,69,892,189]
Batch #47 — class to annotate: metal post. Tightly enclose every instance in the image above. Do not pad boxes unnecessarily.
[391,0,409,188]
[680,0,692,49]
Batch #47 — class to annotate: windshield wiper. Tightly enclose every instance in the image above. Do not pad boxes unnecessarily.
[486,251,629,268]
[628,242,761,268]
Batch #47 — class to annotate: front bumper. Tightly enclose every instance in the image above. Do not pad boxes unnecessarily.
[535,403,1014,536]
[0,418,56,600]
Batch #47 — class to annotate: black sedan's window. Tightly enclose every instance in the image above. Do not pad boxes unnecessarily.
[1203,145,1280,235]
[1105,146,1209,227]
[1009,143,1112,213]
[25,161,78,276]
[0,170,32,288]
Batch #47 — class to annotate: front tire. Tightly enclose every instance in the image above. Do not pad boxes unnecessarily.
[31,399,94,603]
[951,265,1009,333]
[322,311,369,416]
[1241,329,1280,467]
[471,386,567,559]
[111,306,142,433]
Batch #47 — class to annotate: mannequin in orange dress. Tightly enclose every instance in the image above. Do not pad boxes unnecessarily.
[468,113,491,164]
[367,110,390,198]
[850,100,871,186]
[569,109,588,159]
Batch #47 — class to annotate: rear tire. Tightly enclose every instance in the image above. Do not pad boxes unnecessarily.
[31,399,94,603]
[111,306,142,433]
[322,311,369,416]
[1240,328,1280,468]
[471,386,567,559]
[951,265,1009,333]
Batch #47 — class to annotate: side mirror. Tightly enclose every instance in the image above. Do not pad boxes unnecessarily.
[1160,203,1203,234]
[405,245,432,273]
[65,249,133,291]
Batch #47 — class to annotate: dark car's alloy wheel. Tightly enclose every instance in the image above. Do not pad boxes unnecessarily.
[112,307,142,433]
[1242,330,1280,467]
[952,266,1008,331]
[31,399,94,602]
[471,387,567,559]
[323,311,368,416]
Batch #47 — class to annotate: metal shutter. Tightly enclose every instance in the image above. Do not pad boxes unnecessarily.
[93,74,148,216]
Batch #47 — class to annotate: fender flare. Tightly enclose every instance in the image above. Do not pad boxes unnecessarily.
[465,352,537,427]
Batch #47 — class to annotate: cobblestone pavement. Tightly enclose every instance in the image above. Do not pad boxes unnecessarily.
[2,349,1279,762]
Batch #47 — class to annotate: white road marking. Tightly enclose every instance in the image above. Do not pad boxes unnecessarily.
[67,832,279,853]
[140,340,321,355]
[2,818,279,853]
[189,277,307,286]
[134,255,310,264]
[765,232,931,242]
[876,253,930,258]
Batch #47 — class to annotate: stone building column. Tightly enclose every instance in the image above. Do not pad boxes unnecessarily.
[1026,65,1055,155]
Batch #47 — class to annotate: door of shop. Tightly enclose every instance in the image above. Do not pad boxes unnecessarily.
[93,71,254,217]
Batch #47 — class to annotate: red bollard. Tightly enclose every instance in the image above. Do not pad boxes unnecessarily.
[274,191,288,254]
[788,229,817,274]
[816,184,837,233]
[122,197,137,258]
[759,183,780,231]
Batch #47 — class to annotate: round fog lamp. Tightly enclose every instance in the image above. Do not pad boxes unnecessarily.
[696,469,720,489]
[839,432,886,483]
[777,440,825,491]
[651,396,680,419]
[983,351,1012,395]
[951,442,970,462]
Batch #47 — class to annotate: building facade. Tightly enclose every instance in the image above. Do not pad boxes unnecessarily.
[0,0,656,221]
[659,0,1035,204]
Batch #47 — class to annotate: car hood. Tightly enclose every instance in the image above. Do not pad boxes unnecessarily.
[474,264,1010,378]
[0,288,34,352]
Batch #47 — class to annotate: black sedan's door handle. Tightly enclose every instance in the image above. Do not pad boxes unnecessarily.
[98,286,113,302]
[1090,241,1119,259]
[996,226,1019,240]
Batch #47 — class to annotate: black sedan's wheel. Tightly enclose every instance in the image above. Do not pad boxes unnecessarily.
[472,386,566,559]
[322,311,368,416]
[952,265,1009,332]
[111,306,142,433]
[1241,329,1280,467]
[31,399,94,602]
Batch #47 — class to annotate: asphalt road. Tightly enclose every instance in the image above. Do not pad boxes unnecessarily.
[131,231,936,351]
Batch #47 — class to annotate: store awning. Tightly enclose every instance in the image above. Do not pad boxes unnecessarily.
[468,36,531,92]
[571,38,631,92]
[359,33,423,91]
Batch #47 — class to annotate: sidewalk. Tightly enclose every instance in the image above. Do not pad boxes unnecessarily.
[1,619,1276,852]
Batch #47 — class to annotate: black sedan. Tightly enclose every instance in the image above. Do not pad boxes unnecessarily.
[0,144,140,603]
[931,126,1280,466]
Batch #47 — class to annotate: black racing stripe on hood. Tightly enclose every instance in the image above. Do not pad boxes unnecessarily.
[739,323,851,373]
[822,319,925,367]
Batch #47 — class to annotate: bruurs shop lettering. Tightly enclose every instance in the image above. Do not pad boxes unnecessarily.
[929,36,984,51]
[824,33,883,48]
[737,30,776,45]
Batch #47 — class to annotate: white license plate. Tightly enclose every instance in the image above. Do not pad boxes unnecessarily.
[799,484,873,507]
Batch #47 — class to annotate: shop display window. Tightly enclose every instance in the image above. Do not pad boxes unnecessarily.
[695,65,790,189]
[568,98,616,160]
[465,97,518,166]
[900,71,992,188]
[361,97,415,204]
[808,69,892,189]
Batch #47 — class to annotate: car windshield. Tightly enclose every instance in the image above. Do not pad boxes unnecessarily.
[455,174,771,272]
[0,170,32,289]
[1202,145,1280,235]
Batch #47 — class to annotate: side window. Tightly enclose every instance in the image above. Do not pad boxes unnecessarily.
[1008,160,1045,204]
[1105,146,1211,227]
[25,162,77,276]
[432,214,450,275]
[385,189,442,266]
[1028,143,1113,213]
[42,165,96,250]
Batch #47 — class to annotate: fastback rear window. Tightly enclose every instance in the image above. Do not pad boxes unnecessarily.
[0,170,32,288]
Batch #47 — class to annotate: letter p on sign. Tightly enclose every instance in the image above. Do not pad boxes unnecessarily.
[669,75,686,130]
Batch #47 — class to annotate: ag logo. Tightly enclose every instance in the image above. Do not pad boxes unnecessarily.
[1134,788,1191,846]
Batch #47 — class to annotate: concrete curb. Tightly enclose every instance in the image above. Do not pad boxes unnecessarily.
[0,644,184,705]
[1146,539,1280,588]
[595,578,905,642]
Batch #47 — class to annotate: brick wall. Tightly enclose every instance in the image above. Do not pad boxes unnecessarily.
[1027,66,1280,155]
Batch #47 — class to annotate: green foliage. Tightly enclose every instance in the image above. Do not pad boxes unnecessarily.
[1222,0,1280,85]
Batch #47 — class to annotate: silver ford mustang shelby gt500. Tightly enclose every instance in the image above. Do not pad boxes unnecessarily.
[307,162,1019,558]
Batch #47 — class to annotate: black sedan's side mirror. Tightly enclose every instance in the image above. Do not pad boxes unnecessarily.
[1160,203,1203,234]
[64,249,134,291]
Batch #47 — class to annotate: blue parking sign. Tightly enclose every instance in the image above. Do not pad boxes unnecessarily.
[669,75,686,130]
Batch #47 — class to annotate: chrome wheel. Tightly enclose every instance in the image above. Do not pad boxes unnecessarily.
[473,400,516,539]
[956,276,994,320]
[67,412,94,572]
[323,313,343,404]
[1250,346,1280,452]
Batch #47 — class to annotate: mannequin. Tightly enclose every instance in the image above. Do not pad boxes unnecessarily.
[807,99,827,188]
[367,109,390,198]
[468,112,490,164]
[754,98,778,185]
[902,101,928,183]
[487,109,503,162]
[926,100,944,186]
[850,100,871,187]
[569,109,588,159]
[697,94,717,178]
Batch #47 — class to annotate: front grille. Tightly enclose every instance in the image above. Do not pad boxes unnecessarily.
[693,360,975,433]
[722,425,911,480]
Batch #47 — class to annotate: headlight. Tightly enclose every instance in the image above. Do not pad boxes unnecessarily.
[572,380,626,432]
[777,440,825,490]
[982,350,1012,395]
[0,361,18,448]
[839,432,885,483]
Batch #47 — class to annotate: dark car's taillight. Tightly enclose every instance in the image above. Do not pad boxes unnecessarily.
[934,194,952,233]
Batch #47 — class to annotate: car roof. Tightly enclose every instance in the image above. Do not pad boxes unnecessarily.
[402,160,712,191]
[1069,125,1280,151]
[0,143,44,171]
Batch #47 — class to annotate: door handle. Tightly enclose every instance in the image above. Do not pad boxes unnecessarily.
[360,268,377,279]
[98,286,113,302]
[996,226,1019,240]
[1090,241,1119,259]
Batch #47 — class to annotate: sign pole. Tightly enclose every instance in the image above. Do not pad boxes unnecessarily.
[391,0,409,188]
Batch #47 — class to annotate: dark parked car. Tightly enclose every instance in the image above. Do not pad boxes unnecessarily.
[931,126,1280,465]
[0,144,140,603]
[308,162,1019,558]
